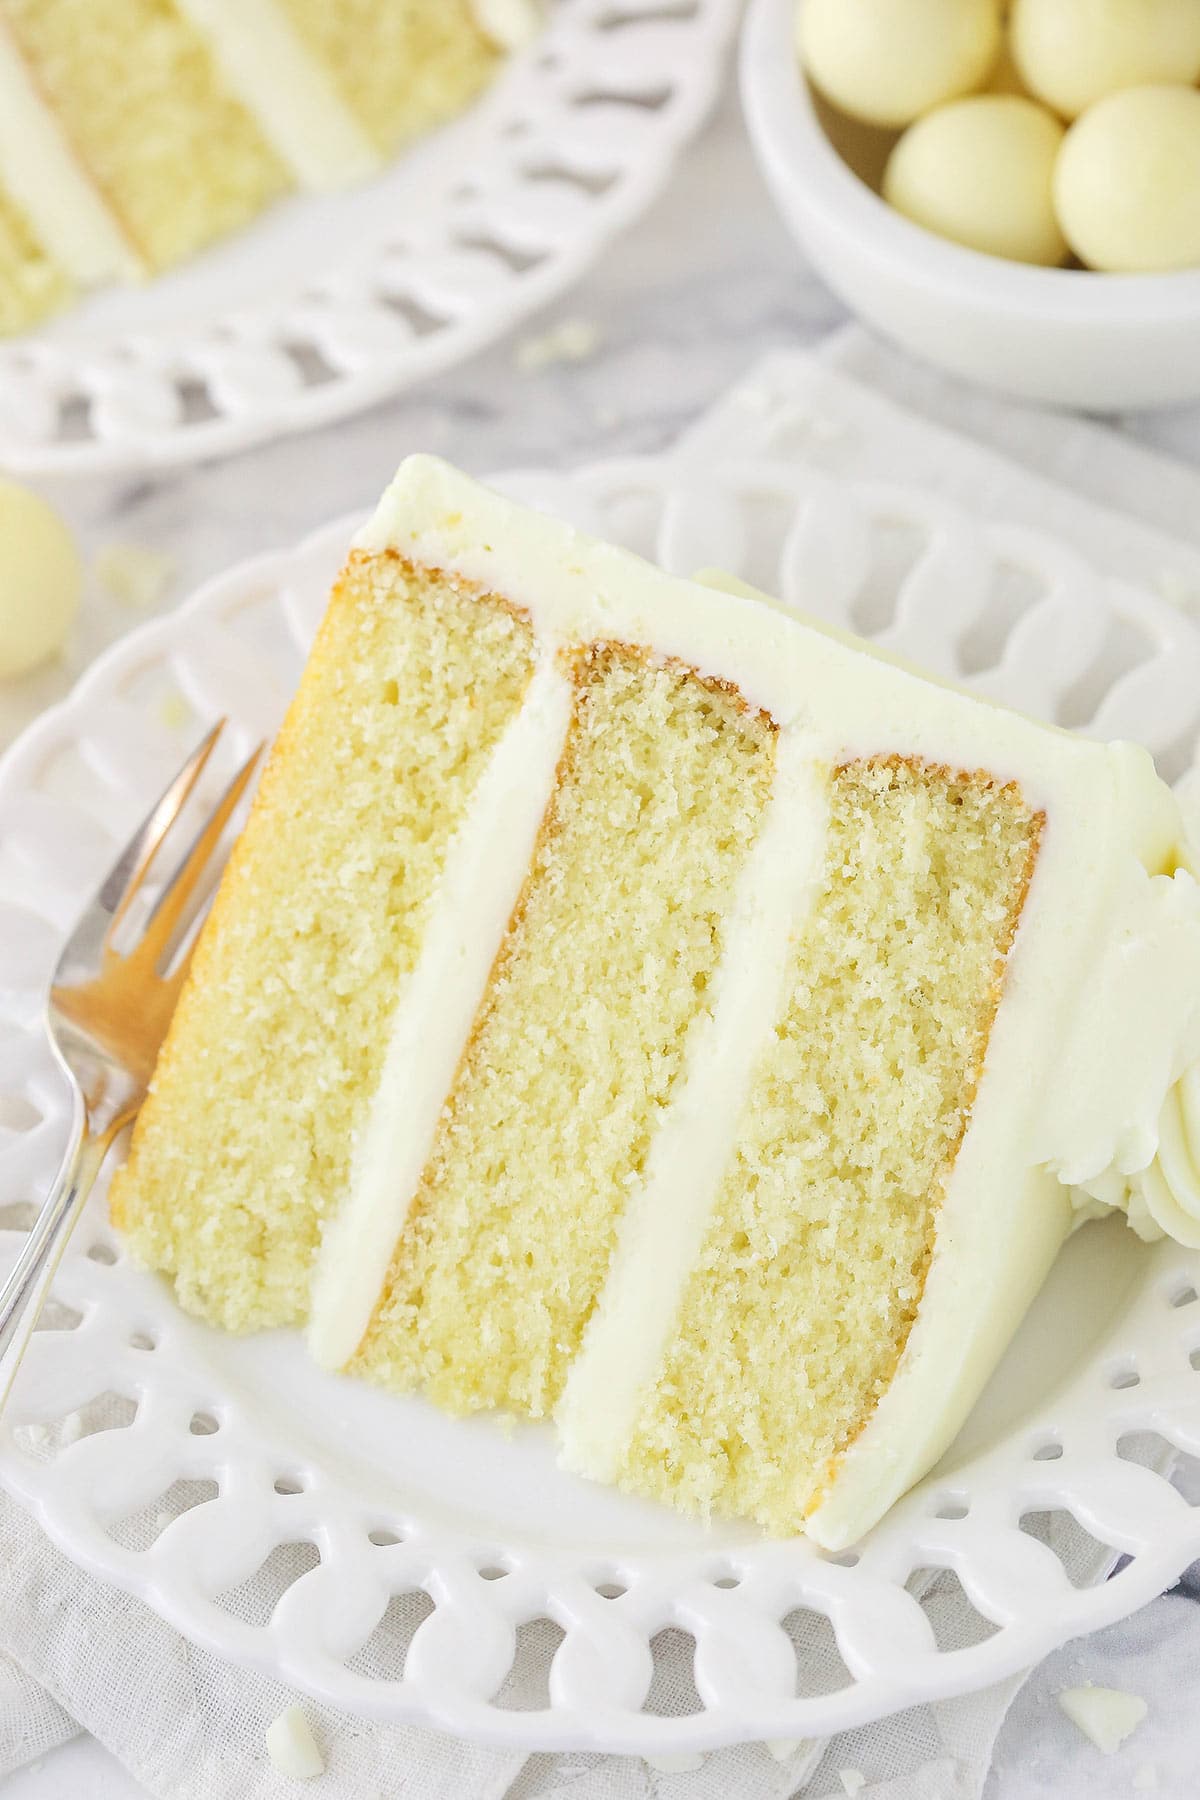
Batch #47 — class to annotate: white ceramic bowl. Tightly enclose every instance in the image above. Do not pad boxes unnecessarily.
[740,0,1200,411]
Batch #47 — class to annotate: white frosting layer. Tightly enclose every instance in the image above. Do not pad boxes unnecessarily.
[172,0,378,191]
[557,729,831,1482]
[0,23,138,285]
[351,456,1200,1548]
[306,652,573,1369]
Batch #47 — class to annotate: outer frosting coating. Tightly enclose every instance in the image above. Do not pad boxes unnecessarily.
[352,456,1200,1546]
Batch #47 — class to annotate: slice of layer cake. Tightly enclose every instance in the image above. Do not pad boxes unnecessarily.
[0,0,291,272]
[111,458,1200,1547]
[0,0,528,332]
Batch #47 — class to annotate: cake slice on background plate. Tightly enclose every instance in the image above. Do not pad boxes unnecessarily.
[0,0,529,333]
[110,457,1200,1549]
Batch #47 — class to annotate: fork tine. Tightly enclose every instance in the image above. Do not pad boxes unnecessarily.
[136,741,265,970]
[101,719,226,945]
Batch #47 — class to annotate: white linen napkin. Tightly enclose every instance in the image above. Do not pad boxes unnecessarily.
[3,336,1200,1798]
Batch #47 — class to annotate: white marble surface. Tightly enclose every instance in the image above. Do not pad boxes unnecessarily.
[3,71,1200,1800]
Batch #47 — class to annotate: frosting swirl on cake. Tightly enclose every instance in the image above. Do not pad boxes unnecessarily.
[1039,861,1200,1245]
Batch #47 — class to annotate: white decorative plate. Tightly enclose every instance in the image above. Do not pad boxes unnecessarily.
[0,0,736,477]
[2,456,1200,1755]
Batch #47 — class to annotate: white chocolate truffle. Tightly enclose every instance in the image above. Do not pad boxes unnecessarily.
[884,95,1067,264]
[0,478,81,679]
[1012,0,1200,119]
[798,0,1002,129]
[1055,85,1200,272]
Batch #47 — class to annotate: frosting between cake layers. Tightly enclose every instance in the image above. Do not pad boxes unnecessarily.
[171,0,379,191]
[556,727,831,1482]
[351,456,1200,1547]
[0,22,139,285]
[307,651,574,1370]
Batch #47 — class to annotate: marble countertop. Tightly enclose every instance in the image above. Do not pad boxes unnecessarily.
[3,72,1200,1800]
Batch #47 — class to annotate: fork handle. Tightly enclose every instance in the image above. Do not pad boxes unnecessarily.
[0,1111,117,1411]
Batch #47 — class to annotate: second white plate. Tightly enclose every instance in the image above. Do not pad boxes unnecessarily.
[0,0,737,476]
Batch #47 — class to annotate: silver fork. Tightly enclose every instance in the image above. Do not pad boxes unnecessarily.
[0,721,262,1406]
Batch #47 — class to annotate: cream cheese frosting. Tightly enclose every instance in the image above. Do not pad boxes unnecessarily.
[346,455,1200,1548]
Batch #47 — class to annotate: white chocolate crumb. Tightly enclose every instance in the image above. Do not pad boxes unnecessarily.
[266,1704,325,1780]
[1157,571,1200,617]
[1057,1684,1147,1754]
[154,1510,174,1532]
[515,318,601,374]
[57,1411,83,1446]
[94,542,175,611]
[157,693,193,733]
[0,478,81,679]
[840,1770,867,1797]
[765,1737,801,1761]
[1133,1765,1158,1791]
[470,0,543,50]
[645,1752,704,1774]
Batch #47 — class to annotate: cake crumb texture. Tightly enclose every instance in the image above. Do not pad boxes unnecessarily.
[0,0,289,267]
[273,0,496,154]
[618,759,1041,1534]
[352,646,776,1416]
[110,554,536,1330]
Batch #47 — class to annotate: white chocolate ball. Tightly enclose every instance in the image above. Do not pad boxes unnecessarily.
[0,479,81,679]
[1055,85,1200,272]
[884,95,1067,264]
[1011,0,1200,119]
[798,0,1002,129]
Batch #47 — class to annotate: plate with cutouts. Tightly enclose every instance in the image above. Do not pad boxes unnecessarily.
[0,0,736,476]
[2,455,1200,1752]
